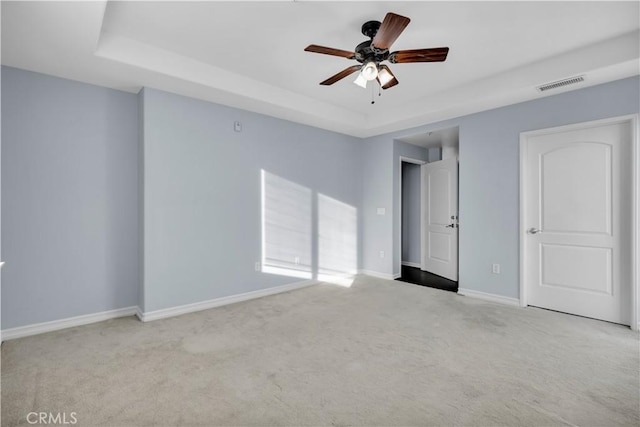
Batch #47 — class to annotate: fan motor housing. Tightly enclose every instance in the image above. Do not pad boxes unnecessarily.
[361,20,381,38]
[356,20,390,63]
[354,40,390,63]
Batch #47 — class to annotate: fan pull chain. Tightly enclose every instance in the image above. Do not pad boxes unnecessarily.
[371,82,375,104]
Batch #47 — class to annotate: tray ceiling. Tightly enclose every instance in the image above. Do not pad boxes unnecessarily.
[2,1,638,137]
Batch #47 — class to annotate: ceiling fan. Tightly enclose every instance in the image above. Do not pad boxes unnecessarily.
[304,12,449,90]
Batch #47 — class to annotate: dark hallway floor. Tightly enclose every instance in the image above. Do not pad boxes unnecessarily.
[396,265,458,292]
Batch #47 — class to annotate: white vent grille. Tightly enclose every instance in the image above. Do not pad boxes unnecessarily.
[536,75,585,92]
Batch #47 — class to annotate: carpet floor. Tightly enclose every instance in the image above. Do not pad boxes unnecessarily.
[2,275,638,426]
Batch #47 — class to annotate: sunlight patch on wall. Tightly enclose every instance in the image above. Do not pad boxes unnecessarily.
[318,194,358,287]
[261,170,312,279]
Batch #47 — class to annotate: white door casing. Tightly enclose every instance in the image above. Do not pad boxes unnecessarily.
[421,158,458,281]
[521,118,633,325]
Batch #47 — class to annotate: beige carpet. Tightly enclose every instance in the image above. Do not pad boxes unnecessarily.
[2,275,639,426]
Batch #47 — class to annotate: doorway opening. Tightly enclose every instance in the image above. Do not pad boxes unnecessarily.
[396,126,460,292]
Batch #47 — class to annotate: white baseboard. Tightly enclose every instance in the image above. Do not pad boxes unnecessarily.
[1,306,138,342]
[135,306,145,322]
[457,288,520,306]
[138,280,317,322]
[359,270,398,281]
[401,261,421,268]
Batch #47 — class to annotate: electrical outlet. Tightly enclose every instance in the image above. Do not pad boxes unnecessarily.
[294,256,300,265]
[379,251,385,258]
[492,263,500,274]
[255,262,261,272]
[377,207,386,215]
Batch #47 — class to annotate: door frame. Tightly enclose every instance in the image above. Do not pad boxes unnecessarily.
[519,114,639,330]
[398,156,427,275]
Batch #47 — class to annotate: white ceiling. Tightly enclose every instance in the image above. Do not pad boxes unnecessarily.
[2,1,639,138]
[398,126,459,149]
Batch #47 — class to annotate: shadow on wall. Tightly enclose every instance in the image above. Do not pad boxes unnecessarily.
[261,170,357,287]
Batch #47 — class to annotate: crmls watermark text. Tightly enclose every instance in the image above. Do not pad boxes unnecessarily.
[26,412,77,425]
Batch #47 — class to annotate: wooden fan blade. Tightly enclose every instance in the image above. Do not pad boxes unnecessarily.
[305,44,356,59]
[389,47,449,63]
[377,64,399,90]
[371,13,411,50]
[320,65,362,85]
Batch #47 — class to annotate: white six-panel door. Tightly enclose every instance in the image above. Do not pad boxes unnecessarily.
[422,158,458,281]
[522,121,632,324]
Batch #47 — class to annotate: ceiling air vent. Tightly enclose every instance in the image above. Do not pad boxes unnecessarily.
[536,75,585,92]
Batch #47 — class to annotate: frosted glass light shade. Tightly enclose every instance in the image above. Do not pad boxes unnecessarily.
[361,61,378,81]
[353,73,367,88]
[378,68,393,86]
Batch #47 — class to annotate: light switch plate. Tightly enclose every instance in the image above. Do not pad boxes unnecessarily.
[377,208,385,215]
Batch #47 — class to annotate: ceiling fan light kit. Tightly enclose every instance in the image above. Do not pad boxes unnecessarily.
[304,12,449,96]
[361,60,379,81]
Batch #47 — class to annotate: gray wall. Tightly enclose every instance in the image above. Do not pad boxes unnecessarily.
[428,147,442,163]
[457,77,639,298]
[141,88,363,312]
[362,76,640,298]
[0,62,3,334]
[401,162,421,264]
[1,67,139,328]
[2,65,637,327]
[360,137,393,274]
[138,89,145,312]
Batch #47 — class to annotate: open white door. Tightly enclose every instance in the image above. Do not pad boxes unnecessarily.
[522,120,632,325]
[421,158,458,281]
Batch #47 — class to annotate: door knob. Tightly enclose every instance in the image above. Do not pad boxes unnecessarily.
[527,227,541,234]
[446,223,456,228]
